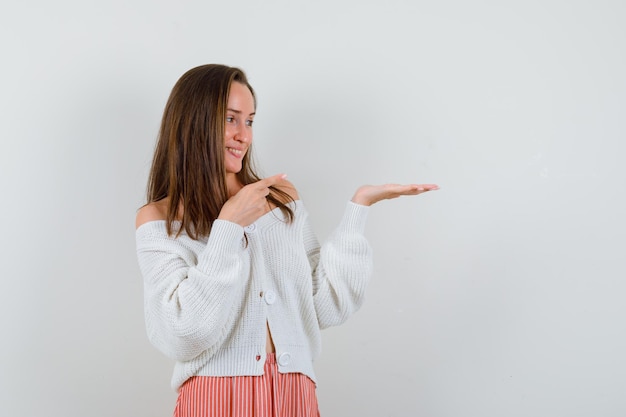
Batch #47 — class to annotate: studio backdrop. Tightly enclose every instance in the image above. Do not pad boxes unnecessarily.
[1,1,625,416]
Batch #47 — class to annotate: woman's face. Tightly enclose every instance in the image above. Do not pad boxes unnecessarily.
[224,81,255,175]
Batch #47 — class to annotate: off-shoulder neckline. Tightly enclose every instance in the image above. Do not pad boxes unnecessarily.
[136,199,302,234]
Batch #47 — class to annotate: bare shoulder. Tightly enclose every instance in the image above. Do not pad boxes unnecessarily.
[135,199,169,229]
[274,178,300,201]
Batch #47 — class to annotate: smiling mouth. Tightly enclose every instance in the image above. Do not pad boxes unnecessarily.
[226,147,244,157]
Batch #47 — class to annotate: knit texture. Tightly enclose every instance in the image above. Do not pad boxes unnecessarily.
[136,200,373,391]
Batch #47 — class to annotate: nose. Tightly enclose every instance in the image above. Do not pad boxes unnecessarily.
[234,124,250,143]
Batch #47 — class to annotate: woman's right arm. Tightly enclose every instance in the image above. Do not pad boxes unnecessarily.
[136,219,247,362]
[136,173,289,361]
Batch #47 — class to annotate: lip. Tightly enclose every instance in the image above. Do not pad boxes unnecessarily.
[226,146,246,158]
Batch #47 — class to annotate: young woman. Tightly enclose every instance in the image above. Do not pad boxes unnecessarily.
[135,64,438,417]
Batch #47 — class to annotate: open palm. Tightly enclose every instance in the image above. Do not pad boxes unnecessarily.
[351,183,439,206]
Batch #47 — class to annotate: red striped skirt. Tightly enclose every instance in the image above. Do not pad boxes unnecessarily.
[173,354,320,417]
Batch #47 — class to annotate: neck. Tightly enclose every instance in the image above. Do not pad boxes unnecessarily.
[226,173,243,197]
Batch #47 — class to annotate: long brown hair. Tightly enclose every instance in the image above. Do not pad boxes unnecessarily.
[147,64,294,238]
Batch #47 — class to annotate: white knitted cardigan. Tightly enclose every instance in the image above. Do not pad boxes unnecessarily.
[136,200,372,391]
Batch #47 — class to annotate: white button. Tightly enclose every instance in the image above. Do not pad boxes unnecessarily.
[278,352,291,366]
[264,290,276,305]
[244,223,256,233]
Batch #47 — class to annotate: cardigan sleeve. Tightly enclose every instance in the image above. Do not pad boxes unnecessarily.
[304,201,374,329]
[136,219,247,361]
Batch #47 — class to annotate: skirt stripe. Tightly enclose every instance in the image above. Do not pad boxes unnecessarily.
[173,354,320,417]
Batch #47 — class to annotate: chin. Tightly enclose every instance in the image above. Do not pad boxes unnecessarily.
[225,165,243,174]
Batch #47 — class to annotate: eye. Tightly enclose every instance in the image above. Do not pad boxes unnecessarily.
[246,119,254,127]
[226,116,235,123]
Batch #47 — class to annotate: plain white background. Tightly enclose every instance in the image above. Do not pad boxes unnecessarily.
[1,1,625,416]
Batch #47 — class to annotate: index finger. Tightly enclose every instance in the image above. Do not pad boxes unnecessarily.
[257,173,288,187]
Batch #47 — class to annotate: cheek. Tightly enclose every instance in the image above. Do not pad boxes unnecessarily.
[223,126,233,139]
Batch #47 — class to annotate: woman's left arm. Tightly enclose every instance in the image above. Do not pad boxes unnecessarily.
[306,183,439,329]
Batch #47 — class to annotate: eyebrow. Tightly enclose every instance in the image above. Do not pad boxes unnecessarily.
[227,108,256,116]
